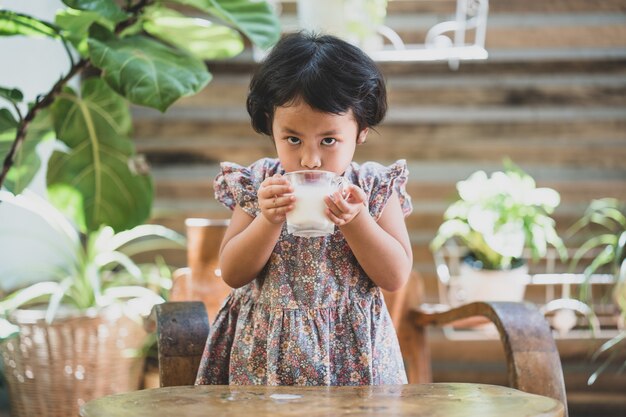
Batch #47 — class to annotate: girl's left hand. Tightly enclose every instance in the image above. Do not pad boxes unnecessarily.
[324,184,368,226]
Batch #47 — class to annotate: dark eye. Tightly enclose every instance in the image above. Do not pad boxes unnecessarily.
[321,137,336,146]
[286,136,301,145]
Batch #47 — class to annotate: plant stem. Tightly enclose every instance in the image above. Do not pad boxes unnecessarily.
[0,58,88,189]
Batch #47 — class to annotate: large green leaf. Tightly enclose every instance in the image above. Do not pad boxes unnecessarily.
[143,6,244,60]
[0,10,61,38]
[55,8,115,56]
[165,0,280,50]
[48,78,153,233]
[0,109,55,193]
[88,24,211,112]
[62,0,129,24]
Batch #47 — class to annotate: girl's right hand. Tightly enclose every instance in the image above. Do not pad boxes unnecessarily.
[258,174,294,224]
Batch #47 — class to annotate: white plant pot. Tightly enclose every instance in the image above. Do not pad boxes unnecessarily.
[448,262,530,307]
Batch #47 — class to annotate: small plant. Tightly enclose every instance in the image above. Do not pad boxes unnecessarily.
[567,198,626,384]
[430,160,567,270]
[0,190,185,336]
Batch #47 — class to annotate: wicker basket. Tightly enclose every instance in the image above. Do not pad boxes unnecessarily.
[0,304,147,417]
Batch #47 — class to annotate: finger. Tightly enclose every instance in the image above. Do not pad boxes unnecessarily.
[324,195,343,217]
[353,185,368,202]
[261,184,293,199]
[264,194,294,210]
[324,196,352,222]
[261,175,289,188]
[329,190,352,213]
[345,184,368,204]
[273,194,295,208]
[325,207,349,225]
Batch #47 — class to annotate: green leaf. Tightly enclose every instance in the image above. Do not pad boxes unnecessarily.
[48,78,153,233]
[62,0,129,24]
[615,231,626,272]
[0,318,19,341]
[592,330,626,361]
[143,6,244,60]
[0,282,61,314]
[55,8,115,57]
[105,224,186,253]
[579,244,616,302]
[166,0,281,50]
[0,87,24,103]
[0,108,17,131]
[0,109,55,194]
[88,24,211,112]
[0,10,61,38]
[570,234,618,272]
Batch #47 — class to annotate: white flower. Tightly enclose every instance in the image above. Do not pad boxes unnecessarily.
[467,206,498,235]
[525,187,560,209]
[457,171,490,203]
[484,220,525,259]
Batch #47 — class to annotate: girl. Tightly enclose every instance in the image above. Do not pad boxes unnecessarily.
[196,32,413,386]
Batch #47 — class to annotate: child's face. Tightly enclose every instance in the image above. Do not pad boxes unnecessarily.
[271,100,368,174]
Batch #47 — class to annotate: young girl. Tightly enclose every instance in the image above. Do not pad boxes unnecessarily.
[195,32,413,386]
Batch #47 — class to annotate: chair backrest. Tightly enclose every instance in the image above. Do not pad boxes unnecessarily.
[154,302,209,387]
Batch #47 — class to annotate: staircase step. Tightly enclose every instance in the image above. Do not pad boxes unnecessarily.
[160,72,626,108]
[133,116,626,169]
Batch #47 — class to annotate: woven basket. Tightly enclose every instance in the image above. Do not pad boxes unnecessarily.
[0,304,147,417]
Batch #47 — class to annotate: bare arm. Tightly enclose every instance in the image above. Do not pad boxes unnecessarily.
[326,186,413,291]
[218,175,294,288]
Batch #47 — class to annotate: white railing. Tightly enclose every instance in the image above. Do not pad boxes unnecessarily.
[429,243,621,339]
[369,0,490,69]
[282,0,490,70]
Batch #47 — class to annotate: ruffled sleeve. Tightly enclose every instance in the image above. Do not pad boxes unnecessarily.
[213,158,282,217]
[354,160,412,220]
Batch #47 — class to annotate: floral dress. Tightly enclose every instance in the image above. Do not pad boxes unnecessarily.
[195,158,412,386]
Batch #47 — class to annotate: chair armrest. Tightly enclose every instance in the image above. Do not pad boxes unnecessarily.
[404,301,568,416]
[153,301,209,387]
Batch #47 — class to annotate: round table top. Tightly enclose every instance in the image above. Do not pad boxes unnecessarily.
[80,383,564,417]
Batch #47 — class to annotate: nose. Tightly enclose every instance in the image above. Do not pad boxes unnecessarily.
[300,149,321,169]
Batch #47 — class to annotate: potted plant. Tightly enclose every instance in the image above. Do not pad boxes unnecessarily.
[430,160,567,306]
[567,198,625,384]
[0,189,185,416]
[0,0,280,233]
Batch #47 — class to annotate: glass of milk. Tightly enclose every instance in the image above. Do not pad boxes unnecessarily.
[284,170,349,237]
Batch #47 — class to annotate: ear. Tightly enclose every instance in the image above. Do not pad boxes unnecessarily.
[357,128,369,144]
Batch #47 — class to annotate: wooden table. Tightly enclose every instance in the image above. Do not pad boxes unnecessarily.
[80,383,564,417]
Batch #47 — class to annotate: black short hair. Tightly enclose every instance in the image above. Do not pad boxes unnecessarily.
[246,31,387,136]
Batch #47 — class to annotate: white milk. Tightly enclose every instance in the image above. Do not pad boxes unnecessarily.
[286,184,334,236]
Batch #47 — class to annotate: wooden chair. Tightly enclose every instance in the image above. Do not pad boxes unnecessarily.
[153,219,568,416]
